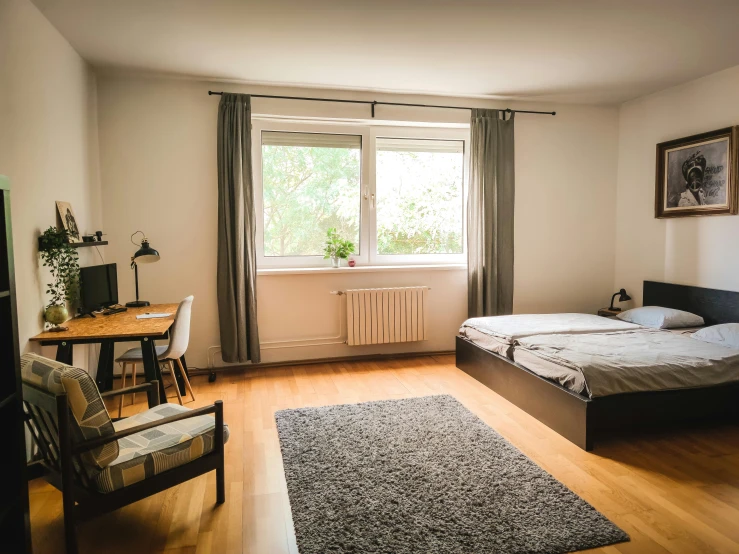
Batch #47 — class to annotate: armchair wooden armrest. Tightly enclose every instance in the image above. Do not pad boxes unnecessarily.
[73,400,223,455]
[100,380,160,407]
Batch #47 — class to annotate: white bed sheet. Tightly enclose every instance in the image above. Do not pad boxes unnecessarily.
[514,329,739,398]
[512,327,706,394]
[459,313,640,357]
[458,326,514,358]
[513,349,587,394]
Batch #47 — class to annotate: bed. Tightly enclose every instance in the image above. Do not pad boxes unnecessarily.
[459,313,640,358]
[455,281,739,450]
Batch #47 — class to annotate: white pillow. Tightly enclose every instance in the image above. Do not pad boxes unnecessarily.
[616,306,704,329]
[692,323,739,349]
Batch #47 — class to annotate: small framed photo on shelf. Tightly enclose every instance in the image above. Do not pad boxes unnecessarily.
[55,201,81,242]
[655,126,739,219]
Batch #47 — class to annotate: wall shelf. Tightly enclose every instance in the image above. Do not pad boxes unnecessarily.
[71,241,108,248]
[37,238,108,250]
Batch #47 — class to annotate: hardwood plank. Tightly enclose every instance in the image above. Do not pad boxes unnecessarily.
[27,357,739,553]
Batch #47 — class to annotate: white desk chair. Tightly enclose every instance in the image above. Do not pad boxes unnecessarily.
[115,296,196,415]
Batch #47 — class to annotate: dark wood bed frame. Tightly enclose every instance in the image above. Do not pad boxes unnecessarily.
[456,281,739,450]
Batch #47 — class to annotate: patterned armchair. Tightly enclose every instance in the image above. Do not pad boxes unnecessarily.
[21,353,228,554]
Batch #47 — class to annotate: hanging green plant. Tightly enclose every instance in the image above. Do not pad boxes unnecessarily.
[38,226,79,329]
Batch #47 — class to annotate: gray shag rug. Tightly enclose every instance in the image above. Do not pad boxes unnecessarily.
[275,395,628,554]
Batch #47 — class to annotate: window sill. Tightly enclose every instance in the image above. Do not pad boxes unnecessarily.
[257,263,467,276]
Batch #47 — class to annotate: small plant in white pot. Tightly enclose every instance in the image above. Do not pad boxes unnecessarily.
[38,226,79,331]
[323,227,355,268]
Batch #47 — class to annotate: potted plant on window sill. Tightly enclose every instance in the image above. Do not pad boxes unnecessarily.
[323,227,355,268]
[38,226,80,331]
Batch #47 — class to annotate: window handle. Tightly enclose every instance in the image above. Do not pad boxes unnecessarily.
[370,193,375,209]
[364,188,369,201]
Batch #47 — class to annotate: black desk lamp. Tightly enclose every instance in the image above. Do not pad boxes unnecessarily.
[608,288,631,311]
[126,231,160,308]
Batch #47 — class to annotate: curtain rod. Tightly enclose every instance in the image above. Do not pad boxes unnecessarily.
[207,91,556,118]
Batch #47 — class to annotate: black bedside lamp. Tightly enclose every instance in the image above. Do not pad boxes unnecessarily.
[608,288,631,311]
[126,231,160,308]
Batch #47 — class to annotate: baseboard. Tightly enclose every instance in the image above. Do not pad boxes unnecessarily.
[188,350,456,376]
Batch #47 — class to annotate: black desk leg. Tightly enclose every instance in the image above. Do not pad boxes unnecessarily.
[96,341,115,392]
[141,337,166,405]
[55,342,73,365]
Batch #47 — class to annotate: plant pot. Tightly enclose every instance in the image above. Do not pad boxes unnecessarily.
[45,304,69,326]
[331,256,341,268]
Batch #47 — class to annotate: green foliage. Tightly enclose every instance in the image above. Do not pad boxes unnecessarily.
[261,141,464,258]
[38,227,79,307]
[263,144,360,256]
[375,150,463,255]
[323,227,355,260]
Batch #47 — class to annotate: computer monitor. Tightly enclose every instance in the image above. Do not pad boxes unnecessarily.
[80,263,119,311]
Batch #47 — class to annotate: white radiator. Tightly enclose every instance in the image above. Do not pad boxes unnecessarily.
[345,287,429,346]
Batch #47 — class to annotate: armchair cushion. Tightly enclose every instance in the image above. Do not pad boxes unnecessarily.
[20,353,118,469]
[94,403,230,493]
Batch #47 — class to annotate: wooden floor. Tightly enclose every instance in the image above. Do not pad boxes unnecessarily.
[28,355,739,554]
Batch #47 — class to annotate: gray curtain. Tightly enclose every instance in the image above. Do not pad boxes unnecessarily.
[467,109,515,318]
[217,93,260,363]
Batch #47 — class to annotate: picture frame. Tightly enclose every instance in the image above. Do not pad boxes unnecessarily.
[655,126,739,219]
[55,201,81,242]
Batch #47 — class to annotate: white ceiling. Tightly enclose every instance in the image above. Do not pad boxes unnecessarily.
[31,0,739,105]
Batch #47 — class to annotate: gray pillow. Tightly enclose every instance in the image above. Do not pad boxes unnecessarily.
[692,323,739,349]
[616,306,704,329]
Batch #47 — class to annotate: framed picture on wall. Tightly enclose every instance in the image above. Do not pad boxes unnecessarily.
[55,201,81,242]
[655,126,739,218]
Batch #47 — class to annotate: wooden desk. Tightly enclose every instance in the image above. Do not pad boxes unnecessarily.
[29,304,187,404]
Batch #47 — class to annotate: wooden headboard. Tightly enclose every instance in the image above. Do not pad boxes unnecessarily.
[643,281,739,325]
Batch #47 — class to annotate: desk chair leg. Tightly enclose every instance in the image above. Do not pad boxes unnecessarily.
[118,362,128,418]
[131,363,137,404]
[167,360,184,405]
[176,358,196,402]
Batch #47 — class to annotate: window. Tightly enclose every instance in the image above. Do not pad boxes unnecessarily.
[261,132,362,257]
[254,121,468,268]
[375,138,464,256]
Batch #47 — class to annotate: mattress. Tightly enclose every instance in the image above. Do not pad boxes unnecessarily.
[459,313,640,358]
[513,348,587,394]
[459,327,514,358]
[514,329,739,398]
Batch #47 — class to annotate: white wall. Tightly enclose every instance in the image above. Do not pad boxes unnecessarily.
[615,65,739,305]
[95,75,619,367]
[514,105,619,314]
[0,0,103,369]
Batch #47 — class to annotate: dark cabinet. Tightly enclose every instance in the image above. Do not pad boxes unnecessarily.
[0,176,32,553]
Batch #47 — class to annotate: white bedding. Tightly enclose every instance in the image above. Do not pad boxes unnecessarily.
[515,329,739,398]
[459,326,514,357]
[459,313,640,357]
[513,348,587,393]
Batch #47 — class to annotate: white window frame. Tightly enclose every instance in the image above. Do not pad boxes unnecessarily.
[253,119,469,269]
[370,126,469,266]
[253,119,371,268]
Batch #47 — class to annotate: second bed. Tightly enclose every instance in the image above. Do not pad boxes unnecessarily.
[456,281,739,449]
